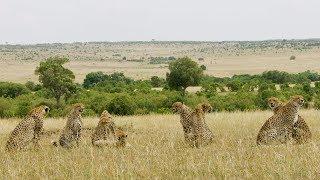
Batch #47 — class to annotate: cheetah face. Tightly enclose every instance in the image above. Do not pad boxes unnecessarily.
[73,103,85,114]
[291,95,304,107]
[267,97,281,110]
[172,102,183,113]
[115,130,128,147]
[201,103,212,113]
[30,105,50,119]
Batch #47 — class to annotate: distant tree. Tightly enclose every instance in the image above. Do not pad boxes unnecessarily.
[109,72,133,84]
[166,57,204,93]
[168,56,176,61]
[83,71,107,89]
[290,55,296,60]
[35,57,76,106]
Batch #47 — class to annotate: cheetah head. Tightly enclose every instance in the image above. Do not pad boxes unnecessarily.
[267,97,282,110]
[29,105,50,119]
[115,129,128,147]
[72,103,85,114]
[291,95,305,108]
[200,102,212,113]
[172,102,184,113]
[100,110,113,123]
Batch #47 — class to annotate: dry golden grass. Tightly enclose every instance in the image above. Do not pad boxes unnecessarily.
[1,110,320,179]
[1,52,320,83]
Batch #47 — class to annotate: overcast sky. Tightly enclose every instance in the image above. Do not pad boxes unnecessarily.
[0,0,319,44]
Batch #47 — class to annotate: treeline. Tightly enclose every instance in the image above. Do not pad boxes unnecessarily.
[0,56,320,118]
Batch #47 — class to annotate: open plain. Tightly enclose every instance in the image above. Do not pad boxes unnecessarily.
[1,41,320,83]
[0,110,320,179]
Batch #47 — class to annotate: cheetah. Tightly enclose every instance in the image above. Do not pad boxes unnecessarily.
[172,102,194,146]
[5,105,50,152]
[257,95,305,145]
[91,110,128,147]
[267,97,312,144]
[91,110,116,146]
[191,102,214,148]
[53,103,84,148]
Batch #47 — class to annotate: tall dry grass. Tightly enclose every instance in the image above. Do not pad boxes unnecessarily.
[0,110,320,179]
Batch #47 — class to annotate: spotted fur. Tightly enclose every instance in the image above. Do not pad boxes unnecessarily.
[267,96,311,144]
[91,110,116,146]
[172,102,194,146]
[53,103,84,148]
[115,129,128,148]
[5,105,50,152]
[257,95,305,145]
[91,110,128,147]
[191,102,214,148]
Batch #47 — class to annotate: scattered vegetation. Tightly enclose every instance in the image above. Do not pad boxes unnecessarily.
[0,56,319,118]
[149,56,176,64]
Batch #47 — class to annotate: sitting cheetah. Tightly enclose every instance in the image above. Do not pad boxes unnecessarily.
[53,103,84,148]
[172,102,194,146]
[5,105,50,152]
[91,110,116,146]
[267,97,311,144]
[91,110,128,147]
[191,102,214,148]
[257,95,305,145]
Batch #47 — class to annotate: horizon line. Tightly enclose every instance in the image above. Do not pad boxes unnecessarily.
[1,37,320,46]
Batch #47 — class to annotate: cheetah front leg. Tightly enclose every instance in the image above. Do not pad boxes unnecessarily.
[75,129,81,147]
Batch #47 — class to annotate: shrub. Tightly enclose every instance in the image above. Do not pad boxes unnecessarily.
[314,95,320,109]
[226,81,243,92]
[83,72,107,89]
[150,76,165,87]
[261,70,292,84]
[0,82,30,98]
[107,94,137,116]
[0,98,14,118]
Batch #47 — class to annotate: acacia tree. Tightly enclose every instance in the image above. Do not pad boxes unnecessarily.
[166,57,203,93]
[35,57,76,106]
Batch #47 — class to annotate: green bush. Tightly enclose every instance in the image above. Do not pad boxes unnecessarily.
[83,72,108,89]
[0,82,30,98]
[107,94,137,116]
[0,98,14,118]
[314,95,320,109]
[150,76,165,87]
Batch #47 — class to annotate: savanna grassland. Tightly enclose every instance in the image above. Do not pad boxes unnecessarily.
[0,110,320,179]
[1,40,320,83]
